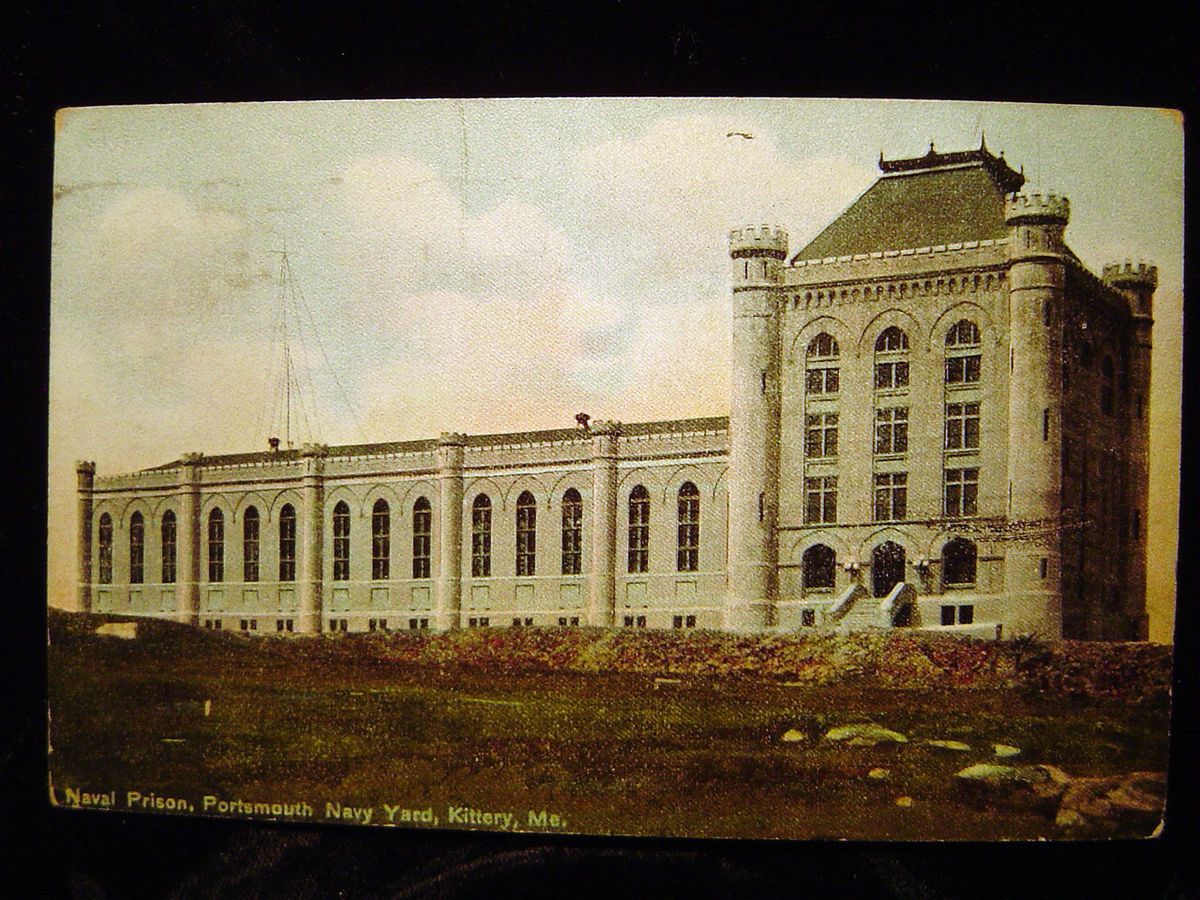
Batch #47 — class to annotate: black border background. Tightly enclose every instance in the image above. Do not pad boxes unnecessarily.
[4,3,1197,896]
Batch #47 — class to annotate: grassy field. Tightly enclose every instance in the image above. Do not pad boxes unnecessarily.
[47,612,1171,841]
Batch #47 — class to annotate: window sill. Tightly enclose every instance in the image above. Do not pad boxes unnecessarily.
[873,451,908,462]
[943,447,980,458]
[873,387,909,397]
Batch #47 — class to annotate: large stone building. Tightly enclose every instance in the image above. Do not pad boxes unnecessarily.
[74,142,1155,640]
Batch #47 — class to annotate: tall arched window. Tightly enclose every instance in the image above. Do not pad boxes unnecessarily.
[943,538,977,587]
[471,495,492,577]
[372,499,390,580]
[412,497,431,579]
[561,488,582,575]
[628,485,649,573]
[332,501,350,581]
[97,513,113,584]
[208,508,224,583]
[802,544,835,590]
[874,326,910,389]
[161,510,176,584]
[516,491,537,576]
[676,482,700,572]
[129,511,144,585]
[278,504,296,582]
[945,319,981,384]
[243,506,260,582]
[805,332,840,395]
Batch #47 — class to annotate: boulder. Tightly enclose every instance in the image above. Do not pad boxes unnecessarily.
[779,729,807,743]
[953,763,1070,811]
[1055,772,1166,834]
[993,744,1021,758]
[825,724,908,746]
[924,739,971,752]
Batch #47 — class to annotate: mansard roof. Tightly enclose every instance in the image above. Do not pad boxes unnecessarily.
[792,142,1026,262]
[144,415,730,470]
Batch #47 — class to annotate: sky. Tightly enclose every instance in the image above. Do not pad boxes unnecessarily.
[47,99,1184,642]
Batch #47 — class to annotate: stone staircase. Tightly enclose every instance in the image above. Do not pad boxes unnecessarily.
[827,581,917,632]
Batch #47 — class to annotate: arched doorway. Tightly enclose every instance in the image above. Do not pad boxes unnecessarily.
[872,541,905,597]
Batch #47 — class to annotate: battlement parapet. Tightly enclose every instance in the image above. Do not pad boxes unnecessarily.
[300,442,329,458]
[1103,261,1158,289]
[437,431,467,447]
[590,420,623,437]
[180,451,203,465]
[1005,193,1070,225]
[75,460,96,474]
[730,225,788,258]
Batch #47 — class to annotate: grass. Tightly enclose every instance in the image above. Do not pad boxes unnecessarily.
[47,611,1171,840]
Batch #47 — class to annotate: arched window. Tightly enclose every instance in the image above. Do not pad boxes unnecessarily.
[943,538,977,587]
[129,511,144,585]
[1101,355,1115,415]
[372,499,390,580]
[332,501,350,581]
[872,540,905,598]
[1078,338,1094,370]
[805,332,840,395]
[945,319,982,385]
[98,513,113,584]
[628,485,649,573]
[561,488,582,576]
[161,510,176,584]
[802,544,836,590]
[278,504,296,582]
[676,482,700,572]
[243,506,260,582]
[874,326,910,389]
[516,491,537,576]
[207,508,224,583]
[412,497,431,579]
[471,495,492,577]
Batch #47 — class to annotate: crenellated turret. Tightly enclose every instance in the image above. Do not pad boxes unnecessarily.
[724,225,787,631]
[1103,261,1157,318]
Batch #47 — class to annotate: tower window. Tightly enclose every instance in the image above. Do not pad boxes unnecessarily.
[805,333,840,395]
[412,497,431,578]
[944,468,979,517]
[161,510,176,584]
[945,319,982,385]
[278,504,296,582]
[676,482,700,573]
[874,406,909,455]
[804,412,839,458]
[243,506,260,583]
[372,499,390,581]
[945,402,981,450]
[561,488,583,575]
[472,494,492,577]
[627,485,650,573]
[874,327,910,389]
[97,512,113,584]
[873,473,907,522]
[332,501,350,581]
[207,508,224,583]
[516,491,537,577]
[804,476,837,524]
[129,511,144,585]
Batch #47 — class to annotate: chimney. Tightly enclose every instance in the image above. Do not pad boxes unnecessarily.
[268,437,281,453]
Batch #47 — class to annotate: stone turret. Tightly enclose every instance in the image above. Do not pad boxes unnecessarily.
[1103,261,1157,318]
[298,443,328,633]
[724,225,786,631]
[75,461,96,612]
[589,420,622,628]
[1004,193,1069,638]
[434,432,466,630]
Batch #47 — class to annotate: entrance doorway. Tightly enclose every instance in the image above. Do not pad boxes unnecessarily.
[872,541,906,597]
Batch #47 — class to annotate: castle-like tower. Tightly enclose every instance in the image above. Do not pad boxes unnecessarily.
[724,226,787,631]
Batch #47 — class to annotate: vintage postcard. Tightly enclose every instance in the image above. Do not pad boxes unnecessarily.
[47,99,1181,840]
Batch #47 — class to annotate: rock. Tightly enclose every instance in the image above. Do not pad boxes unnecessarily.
[993,744,1021,758]
[868,768,889,780]
[894,796,914,807]
[924,739,971,751]
[95,622,137,639]
[953,763,1071,811]
[825,724,908,746]
[1055,772,1166,834]
[780,729,807,743]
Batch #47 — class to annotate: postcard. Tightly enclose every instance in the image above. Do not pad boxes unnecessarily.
[47,98,1181,840]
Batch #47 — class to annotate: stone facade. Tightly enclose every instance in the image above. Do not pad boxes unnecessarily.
[75,143,1154,640]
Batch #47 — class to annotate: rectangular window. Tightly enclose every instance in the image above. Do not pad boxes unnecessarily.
[1039,558,1048,579]
[208,515,224,583]
[873,473,907,522]
[959,605,974,625]
[512,617,523,627]
[243,516,260,583]
[676,490,700,573]
[804,412,839,458]
[628,490,650,573]
[412,503,432,579]
[874,360,909,389]
[1043,408,1050,442]
[332,507,350,582]
[276,619,285,632]
[801,609,816,627]
[806,366,840,395]
[944,468,980,517]
[673,615,683,629]
[471,503,492,577]
[278,510,296,582]
[685,615,695,628]
[945,402,981,450]
[561,494,583,575]
[372,509,390,581]
[516,501,537,577]
[804,476,838,524]
[940,605,956,626]
[874,407,909,455]
[945,355,981,385]
[636,615,647,628]
[623,615,634,627]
